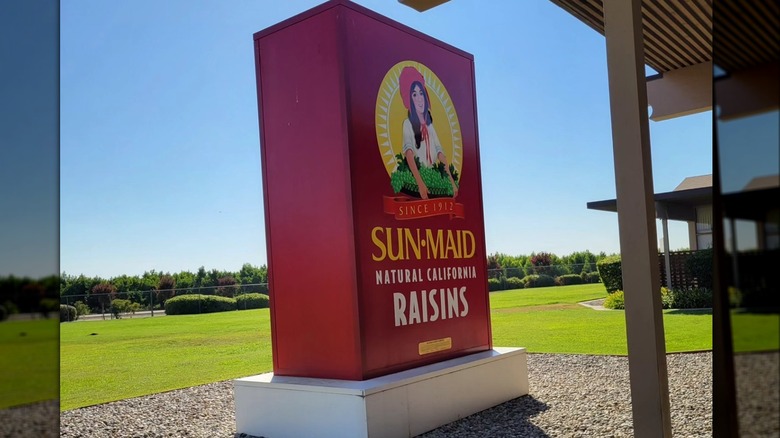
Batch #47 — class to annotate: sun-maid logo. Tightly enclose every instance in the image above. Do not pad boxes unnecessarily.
[375,61,464,220]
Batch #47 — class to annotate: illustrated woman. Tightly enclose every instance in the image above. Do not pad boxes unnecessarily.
[400,66,458,199]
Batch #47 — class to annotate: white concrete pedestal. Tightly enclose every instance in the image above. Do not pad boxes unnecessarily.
[233,347,528,438]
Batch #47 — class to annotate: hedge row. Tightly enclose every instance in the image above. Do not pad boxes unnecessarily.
[596,256,622,293]
[488,272,601,292]
[165,293,269,315]
[603,287,713,310]
[236,293,270,310]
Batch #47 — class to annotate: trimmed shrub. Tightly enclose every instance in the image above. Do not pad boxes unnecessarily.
[504,277,524,290]
[2,301,19,315]
[603,290,625,309]
[164,294,237,315]
[236,293,270,310]
[110,299,133,319]
[661,287,673,309]
[0,304,8,321]
[555,274,584,286]
[73,301,91,317]
[665,288,713,309]
[522,274,555,288]
[686,249,713,289]
[60,304,78,322]
[487,278,502,291]
[40,298,59,315]
[582,271,602,284]
[597,256,622,293]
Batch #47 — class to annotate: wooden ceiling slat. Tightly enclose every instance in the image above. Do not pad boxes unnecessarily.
[643,43,676,72]
[714,32,754,71]
[739,2,780,58]
[662,1,711,58]
[716,2,769,67]
[549,0,604,34]
[677,1,713,46]
[699,0,714,19]
[754,0,779,18]
[549,0,777,74]
[568,1,604,32]
[646,23,700,68]
[739,2,779,45]
[725,2,776,59]
[642,4,702,67]
[641,32,682,71]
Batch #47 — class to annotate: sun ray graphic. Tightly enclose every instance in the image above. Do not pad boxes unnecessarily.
[374,61,463,182]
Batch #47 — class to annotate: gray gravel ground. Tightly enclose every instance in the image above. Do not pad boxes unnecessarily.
[733,351,779,437]
[58,351,720,438]
[0,400,59,438]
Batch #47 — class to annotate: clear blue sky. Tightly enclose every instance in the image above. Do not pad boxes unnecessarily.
[0,0,58,279]
[60,0,712,278]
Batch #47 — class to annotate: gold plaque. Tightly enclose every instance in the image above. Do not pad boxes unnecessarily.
[418,337,452,355]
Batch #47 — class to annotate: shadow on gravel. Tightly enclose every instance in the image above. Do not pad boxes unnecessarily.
[234,395,551,438]
[416,395,550,437]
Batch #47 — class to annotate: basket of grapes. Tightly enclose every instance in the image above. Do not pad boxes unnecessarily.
[390,153,459,198]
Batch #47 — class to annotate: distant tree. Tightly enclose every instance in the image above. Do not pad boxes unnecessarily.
[21,282,46,317]
[216,276,239,297]
[523,259,535,277]
[156,275,176,308]
[91,282,117,314]
[194,266,208,288]
[486,254,503,279]
[173,271,195,292]
[580,259,593,275]
[238,263,268,285]
[530,252,555,277]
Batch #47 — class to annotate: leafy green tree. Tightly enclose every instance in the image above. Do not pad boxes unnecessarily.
[238,263,268,285]
[194,266,208,288]
[173,271,195,292]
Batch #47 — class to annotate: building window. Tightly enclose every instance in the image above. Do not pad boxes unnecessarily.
[696,205,713,249]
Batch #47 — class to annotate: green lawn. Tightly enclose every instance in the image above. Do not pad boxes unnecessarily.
[731,311,780,353]
[60,310,272,411]
[0,319,59,409]
[62,284,773,411]
[489,283,606,309]
[490,285,713,354]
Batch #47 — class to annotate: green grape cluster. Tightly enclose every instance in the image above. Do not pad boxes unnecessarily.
[391,169,417,193]
[389,153,459,198]
[418,166,454,196]
[389,167,458,197]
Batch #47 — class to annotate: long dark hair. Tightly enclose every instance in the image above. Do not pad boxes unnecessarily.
[408,81,433,149]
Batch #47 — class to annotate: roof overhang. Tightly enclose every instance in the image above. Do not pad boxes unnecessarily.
[587,186,712,222]
[397,0,450,12]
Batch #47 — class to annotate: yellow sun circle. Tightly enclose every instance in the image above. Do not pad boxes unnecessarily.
[375,61,462,179]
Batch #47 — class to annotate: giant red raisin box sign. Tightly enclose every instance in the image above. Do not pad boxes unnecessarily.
[254,0,491,380]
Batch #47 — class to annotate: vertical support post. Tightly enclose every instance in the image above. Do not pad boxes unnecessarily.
[602,0,672,436]
[729,219,740,289]
[658,203,673,289]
